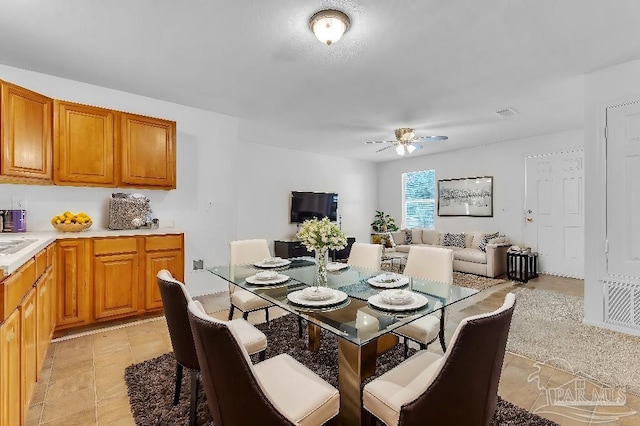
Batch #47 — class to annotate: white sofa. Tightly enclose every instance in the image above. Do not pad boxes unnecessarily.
[386,229,509,278]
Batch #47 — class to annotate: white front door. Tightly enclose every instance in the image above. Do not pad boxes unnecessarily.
[524,150,584,278]
[606,102,640,279]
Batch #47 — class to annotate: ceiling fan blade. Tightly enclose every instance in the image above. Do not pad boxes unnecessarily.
[412,143,424,150]
[376,144,395,153]
[364,140,394,144]
[414,135,448,142]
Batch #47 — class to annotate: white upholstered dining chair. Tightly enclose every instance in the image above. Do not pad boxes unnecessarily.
[229,239,274,322]
[363,293,516,426]
[347,242,383,270]
[394,245,454,356]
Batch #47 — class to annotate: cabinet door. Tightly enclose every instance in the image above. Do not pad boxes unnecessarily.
[1,82,53,181]
[145,249,183,310]
[54,100,115,185]
[55,239,90,329]
[36,269,53,375]
[93,253,140,320]
[0,308,21,426]
[120,113,176,189]
[21,288,37,415]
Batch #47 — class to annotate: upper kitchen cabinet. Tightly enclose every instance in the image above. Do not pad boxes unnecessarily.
[119,113,176,189]
[54,100,116,186]
[0,81,53,182]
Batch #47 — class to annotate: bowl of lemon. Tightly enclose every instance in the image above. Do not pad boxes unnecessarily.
[51,211,93,232]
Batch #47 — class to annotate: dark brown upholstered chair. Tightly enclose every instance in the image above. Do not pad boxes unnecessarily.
[363,292,516,426]
[187,300,340,425]
[157,270,267,426]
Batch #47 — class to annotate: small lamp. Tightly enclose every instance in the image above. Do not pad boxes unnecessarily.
[309,9,351,45]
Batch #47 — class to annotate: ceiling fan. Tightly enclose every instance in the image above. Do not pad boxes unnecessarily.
[365,127,448,156]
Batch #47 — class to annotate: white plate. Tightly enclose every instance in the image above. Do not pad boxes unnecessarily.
[253,259,292,268]
[287,289,348,307]
[327,262,349,272]
[367,274,410,288]
[245,274,290,285]
[368,292,429,312]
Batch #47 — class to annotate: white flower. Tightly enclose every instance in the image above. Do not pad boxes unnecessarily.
[296,217,347,252]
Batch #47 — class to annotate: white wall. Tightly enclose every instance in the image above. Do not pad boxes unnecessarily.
[584,58,640,332]
[0,65,378,295]
[377,129,584,246]
[235,142,377,248]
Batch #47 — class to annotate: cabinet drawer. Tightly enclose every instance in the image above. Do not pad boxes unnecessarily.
[1,258,35,321]
[94,237,138,255]
[145,235,182,251]
[35,249,47,278]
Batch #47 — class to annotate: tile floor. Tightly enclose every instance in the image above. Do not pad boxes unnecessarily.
[25,275,640,425]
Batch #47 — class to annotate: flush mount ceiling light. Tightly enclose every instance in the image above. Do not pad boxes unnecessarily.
[309,9,351,45]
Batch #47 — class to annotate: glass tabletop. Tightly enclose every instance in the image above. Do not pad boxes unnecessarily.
[207,258,478,346]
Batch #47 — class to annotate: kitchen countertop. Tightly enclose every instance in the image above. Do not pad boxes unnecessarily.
[0,228,184,277]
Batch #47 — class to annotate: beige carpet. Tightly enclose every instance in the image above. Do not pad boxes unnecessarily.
[507,289,640,396]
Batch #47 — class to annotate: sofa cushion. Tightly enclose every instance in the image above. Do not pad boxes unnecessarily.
[381,232,396,248]
[489,235,507,245]
[442,232,466,248]
[395,244,411,253]
[471,232,485,249]
[421,229,439,245]
[402,229,413,244]
[464,232,474,248]
[390,231,404,246]
[453,248,487,264]
[478,232,499,252]
[410,229,423,245]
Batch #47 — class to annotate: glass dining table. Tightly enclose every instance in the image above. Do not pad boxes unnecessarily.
[207,259,478,426]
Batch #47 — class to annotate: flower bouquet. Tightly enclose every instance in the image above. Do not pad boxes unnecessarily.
[296,217,347,286]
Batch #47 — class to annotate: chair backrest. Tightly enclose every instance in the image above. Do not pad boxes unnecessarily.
[399,293,516,426]
[156,270,199,370]
[229,239,271,265]
[347,242,383,270]
[403,246,454,284]
[187,301,294,425]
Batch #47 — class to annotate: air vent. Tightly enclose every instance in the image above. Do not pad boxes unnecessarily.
[495,107,519,117]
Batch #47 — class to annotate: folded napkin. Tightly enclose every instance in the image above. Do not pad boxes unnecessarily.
[302,287,334,301]
[255,271,278,280]
[379,289,414,305]
[263,257,284,264]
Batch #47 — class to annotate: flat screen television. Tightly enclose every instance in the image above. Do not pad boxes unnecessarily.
[290,191,338,223]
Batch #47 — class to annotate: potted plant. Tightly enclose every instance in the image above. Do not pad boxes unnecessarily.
[371,210,399,233]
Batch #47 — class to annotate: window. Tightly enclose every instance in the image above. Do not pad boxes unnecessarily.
[402,170,436,229]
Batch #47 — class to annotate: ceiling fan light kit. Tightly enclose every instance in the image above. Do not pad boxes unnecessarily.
[365,127,448,156]
[309,9,350,45]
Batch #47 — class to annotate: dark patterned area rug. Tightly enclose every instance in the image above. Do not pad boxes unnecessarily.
[125,315,557,425]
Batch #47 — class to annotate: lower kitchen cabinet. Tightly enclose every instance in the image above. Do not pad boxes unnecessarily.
[0,308,22,426]
[20,288,37,415]
[56,239,90,330]
[93,237,141,321]
[36,267,55,375]
[145,235,184,310]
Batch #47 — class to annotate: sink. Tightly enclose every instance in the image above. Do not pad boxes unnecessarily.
[0,238,39,255]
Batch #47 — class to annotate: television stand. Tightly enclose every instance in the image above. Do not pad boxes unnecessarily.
[274,237,355,261]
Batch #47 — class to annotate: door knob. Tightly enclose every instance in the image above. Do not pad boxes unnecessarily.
[526,217,533,222]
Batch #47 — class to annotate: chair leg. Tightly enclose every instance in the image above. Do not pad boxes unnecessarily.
[403,337,409,359]
[298,317,303,338]
[189,369,199,426]
[173,362,183,405]
[243,311,248,320]
[265,307,269,324]
[439,312,447,353]
[228,305,235,320]
[258,350,266,361]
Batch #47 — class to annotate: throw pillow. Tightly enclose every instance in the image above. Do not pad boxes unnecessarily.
[478,232,500,252]
[421,229,439,245]
[403,229,413,244]
[442,232,466,248]
[382,232,396,248]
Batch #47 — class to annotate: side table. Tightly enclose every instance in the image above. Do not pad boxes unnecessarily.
[507,250,539,283]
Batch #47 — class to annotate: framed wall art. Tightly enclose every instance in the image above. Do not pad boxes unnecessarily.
[437,176,493,217]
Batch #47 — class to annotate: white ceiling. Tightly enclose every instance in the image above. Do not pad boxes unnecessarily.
[2,0,640,162]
